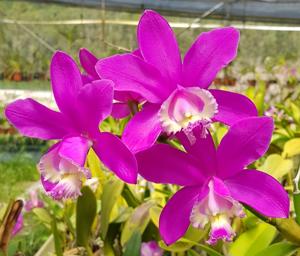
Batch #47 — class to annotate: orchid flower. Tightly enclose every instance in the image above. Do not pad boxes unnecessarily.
[24,189,44,211]
[136,117,289,245]
[79,48,143,119]
[5,51,137,200]
[96,10,257,153]
[141,241,163,256]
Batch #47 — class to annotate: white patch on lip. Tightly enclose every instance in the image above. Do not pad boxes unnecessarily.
[158,87,218,139]
[48,173,84,200]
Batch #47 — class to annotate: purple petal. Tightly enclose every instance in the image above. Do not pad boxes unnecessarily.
[50,51,82,117]
[217,117,274,179]
[111,103,131,119]
[138,10,181,84]
[182,27,239,88]
[159,186,204,245]
[122,104,162,153]
[5,99,72,140]
[81,74,94,85]
[177,128,217,176]
[59,136,91,166]
[76,80,114,135]
[210,89,258,126]
[79,48,99,79]
[225,170,289,218]
[93,132,138,183]
[136,144,205,186]
[114,90,142,102]
[41,175,56,192]
[25,190,44,211]
[96,53,172,103]
[132,48,143,59]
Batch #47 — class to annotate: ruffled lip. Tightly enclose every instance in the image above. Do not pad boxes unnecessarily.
[189,177,245,244]
[158,87,218,137]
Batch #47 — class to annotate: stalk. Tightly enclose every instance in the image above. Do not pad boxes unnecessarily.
[293,165,300,224]
[246,206,300,245]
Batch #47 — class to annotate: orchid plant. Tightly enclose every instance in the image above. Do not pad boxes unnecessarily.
[2,9,297,256]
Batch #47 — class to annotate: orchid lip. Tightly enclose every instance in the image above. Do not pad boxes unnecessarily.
[190,178,245,244]
[39,144,91,200]
[158,87,218,142]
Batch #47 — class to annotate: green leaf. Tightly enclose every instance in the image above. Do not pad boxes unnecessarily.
[33,208,52,225]
[100,177,124,239]
[122,184,140,207]
[189,240,223,256]
[188,249,201,256]
[259,154,293,180]
[159,238,222,256]
[149,206,162,227]
[123,231,141,256]
[254,83,266,115]
[283,138,300,157]
[229,222,276,256]
[87,148,102,177]
[121,201,154,245]
[245,86,255,100]
[76,186,97,247]
[111,207,133,223]
[184,225,207,242]
[290,102,300,124]
[255,242,298,256]
[159,240,194,253]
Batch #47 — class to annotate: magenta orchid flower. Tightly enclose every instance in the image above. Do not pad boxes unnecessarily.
[79,48,143,119]
[96,10,257,153]
[24,189,44,211]
[5,51,137,200]
[136,117,289,245]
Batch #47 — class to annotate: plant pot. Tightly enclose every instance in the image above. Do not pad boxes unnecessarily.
[11,72,22,82]
[223,76,236,86]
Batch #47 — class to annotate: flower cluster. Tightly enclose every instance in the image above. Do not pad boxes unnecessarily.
[5,10,289,245]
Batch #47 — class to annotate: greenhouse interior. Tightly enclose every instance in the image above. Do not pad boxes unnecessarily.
[1,0,300,255]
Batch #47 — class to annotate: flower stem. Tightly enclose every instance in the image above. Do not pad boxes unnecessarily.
[245,205,300,245]
[293,164,300,225]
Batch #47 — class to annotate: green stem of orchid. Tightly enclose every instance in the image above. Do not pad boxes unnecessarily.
[86,246,94,256]
[294,193,300,225]
[293,164,300,225]
[245,205,300,245]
